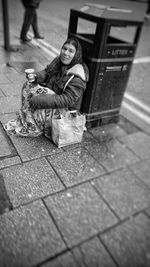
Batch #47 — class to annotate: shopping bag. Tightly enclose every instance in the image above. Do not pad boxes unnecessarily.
[51,110,86,148]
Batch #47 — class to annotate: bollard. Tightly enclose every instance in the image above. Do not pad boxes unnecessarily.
[1,0,19,52]
[1,0,10,50]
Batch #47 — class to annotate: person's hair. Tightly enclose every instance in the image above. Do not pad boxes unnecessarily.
[63,38,78,50]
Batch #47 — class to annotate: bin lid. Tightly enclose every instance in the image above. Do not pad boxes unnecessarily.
[80,0,147,23]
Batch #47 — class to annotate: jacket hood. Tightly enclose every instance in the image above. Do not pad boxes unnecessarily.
[67,63,89,82]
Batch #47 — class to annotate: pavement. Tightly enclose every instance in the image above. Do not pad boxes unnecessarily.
[0,31,150,267]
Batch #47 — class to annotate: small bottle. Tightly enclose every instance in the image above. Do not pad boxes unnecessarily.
[25,68,36,83]
[24,68,37,97]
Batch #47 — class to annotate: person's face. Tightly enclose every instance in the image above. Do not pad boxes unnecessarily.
[60,43,76,65]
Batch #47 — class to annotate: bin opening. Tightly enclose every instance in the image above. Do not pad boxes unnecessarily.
[77,18,96,39]
[107,36,126,44]
[107,25,138,44]
[76,17,138,45]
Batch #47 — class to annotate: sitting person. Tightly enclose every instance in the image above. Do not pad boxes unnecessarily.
[4,38,89,138]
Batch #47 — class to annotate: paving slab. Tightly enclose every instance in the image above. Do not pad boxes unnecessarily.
[72,236,116,267]
[7,45,48,69]
[0,173,13,215]
[41,251,78,267]
[44,183,118,247]
[119,132,150,160]
[0,96,21,114]
[9,49,42,64]
[100,213,150,267]
[0,72,11,84]
[78,132,110,163]
[5,70,24,83]
[82,130,105,147]
[0,63,17,74]
[89,123,126,143]
[0,88,4,97]
[145,208,150,218]
[0,200,66,267]
[48,147,105,187]
[0,80,25,97]
[8,134,63,161]
[118,115,141,134]
[0,122,18,160]
[0,112,19,125]
[0,128,13,158]
[0,47,12,64]
[8,60,44,74]
[129,158,150,188]
[0,156,21,170]
[1,158,64,207]
[84,138,139,172]
[91,168,150,220]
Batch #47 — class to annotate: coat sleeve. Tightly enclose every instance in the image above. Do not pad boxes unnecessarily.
[35,57,59,84]
[35,63,51,84]
[29,77,86,110]
[35,69,47,84]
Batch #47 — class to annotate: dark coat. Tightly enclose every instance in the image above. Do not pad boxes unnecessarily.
[21,0,41,8]
[29,62,89,111]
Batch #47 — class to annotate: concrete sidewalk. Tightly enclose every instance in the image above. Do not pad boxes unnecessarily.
[0,36,150,267]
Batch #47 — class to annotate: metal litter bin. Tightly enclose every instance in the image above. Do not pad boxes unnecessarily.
[68,0,146,128]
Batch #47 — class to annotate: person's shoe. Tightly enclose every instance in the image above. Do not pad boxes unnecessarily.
[21,37,32,43]
[34,35,44,39]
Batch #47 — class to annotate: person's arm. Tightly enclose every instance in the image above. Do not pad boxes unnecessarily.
[35,56,60,84]
[29,77,86,110]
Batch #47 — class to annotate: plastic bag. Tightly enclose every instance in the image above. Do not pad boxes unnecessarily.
[51,110,86,148]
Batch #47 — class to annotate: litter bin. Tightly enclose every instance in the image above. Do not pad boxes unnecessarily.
[67,0,146,128]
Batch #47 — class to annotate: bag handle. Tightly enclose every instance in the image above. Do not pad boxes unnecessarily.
[63,75,74,92]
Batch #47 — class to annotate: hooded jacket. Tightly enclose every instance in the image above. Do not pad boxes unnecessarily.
[29,59,89,111]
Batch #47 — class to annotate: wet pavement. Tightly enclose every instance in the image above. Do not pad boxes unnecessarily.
[0,32,150,267]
